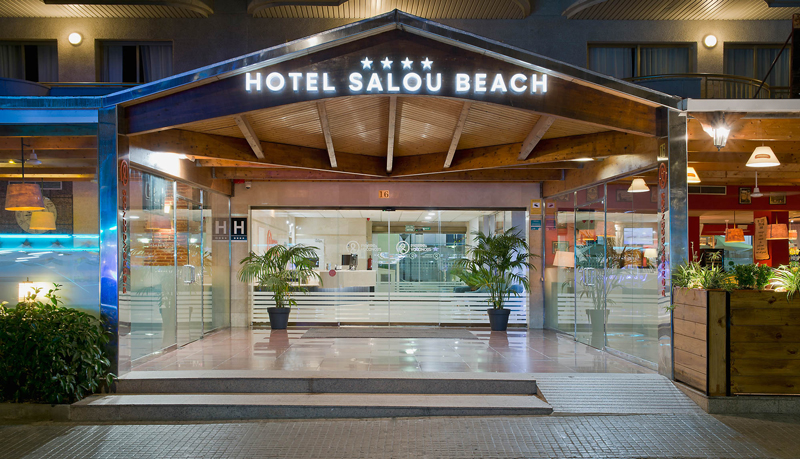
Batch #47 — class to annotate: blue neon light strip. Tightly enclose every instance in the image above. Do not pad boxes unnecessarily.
[0,234,100,239]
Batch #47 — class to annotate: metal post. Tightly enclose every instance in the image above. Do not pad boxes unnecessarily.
[791,14,800,98]
[98,107,121,374]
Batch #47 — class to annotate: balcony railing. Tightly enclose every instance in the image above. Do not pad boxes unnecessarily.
[626,74,787,99]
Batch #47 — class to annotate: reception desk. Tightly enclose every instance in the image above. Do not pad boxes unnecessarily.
[318,269,377,289]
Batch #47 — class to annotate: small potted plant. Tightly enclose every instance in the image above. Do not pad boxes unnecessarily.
[456,227,537,331]
[237,243,320,329]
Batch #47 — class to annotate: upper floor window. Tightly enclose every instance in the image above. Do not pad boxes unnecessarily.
[0,42,58,82]
[100,42,172,83]
[588,44,694,79]
[724,44,789,98]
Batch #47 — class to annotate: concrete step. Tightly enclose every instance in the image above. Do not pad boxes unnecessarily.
[71,393,553,421]
[116,370,538,395]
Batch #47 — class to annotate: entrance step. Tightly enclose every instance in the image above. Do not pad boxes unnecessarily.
[71,393,553,421]
[116,370,539,395]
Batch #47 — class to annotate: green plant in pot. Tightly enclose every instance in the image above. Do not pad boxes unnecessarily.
[574,240,624,349]
[238,243,320,329]
[455,227,537,331]
[770,263,800,300]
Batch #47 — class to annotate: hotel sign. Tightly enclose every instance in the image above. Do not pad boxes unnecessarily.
[245,56,547,96]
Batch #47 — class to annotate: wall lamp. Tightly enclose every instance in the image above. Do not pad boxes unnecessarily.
[703,34,718,49]
[68,33,82,45]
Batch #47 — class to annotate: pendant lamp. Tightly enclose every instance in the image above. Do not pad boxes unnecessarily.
[29,211,56,231]
[725,218,745,243]
[628,178,650,193]
[746,146,780,168]
[767,223,789,240]
[553,250,575,268]
[5,139,45,211]
[687,167,701,184]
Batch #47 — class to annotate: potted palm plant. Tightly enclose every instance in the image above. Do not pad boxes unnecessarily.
[237,243,320,329]
[456,227,537,331]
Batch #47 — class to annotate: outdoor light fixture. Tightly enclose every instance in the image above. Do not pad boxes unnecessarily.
[767,224,789,240]
[627,178,650,193]
[746,146,780,167]
[68,33,82,45]
[29,211,56,231]
[703,124,730,150]
[5,139,45,211]
[687,167,702,183]
[703,34,718,48]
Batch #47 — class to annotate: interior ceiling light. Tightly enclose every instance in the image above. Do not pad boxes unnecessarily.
[29,211,56,231]
[746,146,780,168]
[687,167,701,184]
[703,34,718,48]
[627,178,650,193]
[5,139,45,211]
[27,151,42,166]
[767,224,789,240]
[571,157,594,162]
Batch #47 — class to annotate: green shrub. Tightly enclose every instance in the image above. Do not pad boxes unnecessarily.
[0,285,115,404]
[729,262,773,290]
[770,264,800,300]
[672,260,734,291]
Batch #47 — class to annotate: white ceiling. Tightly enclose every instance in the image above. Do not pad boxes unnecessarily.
[254,209,498,223]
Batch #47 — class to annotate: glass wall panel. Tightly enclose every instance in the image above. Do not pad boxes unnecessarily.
[128,171,176,361]
[0,180,99,314]
[205,190,230,331]
[544,193,576,336]
[574,187,606,348]
[605,183,660,363]
[249,209,527,325]
[175,184,203,346]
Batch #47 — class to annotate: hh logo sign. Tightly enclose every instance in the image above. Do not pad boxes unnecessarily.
[213,217,248,241]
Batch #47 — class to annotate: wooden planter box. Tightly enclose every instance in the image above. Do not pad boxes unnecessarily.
[672,287,727,396]
[673,287,800,396]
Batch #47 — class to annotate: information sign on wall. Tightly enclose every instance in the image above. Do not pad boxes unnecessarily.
[754,217,769,260]
[231,217,248,241]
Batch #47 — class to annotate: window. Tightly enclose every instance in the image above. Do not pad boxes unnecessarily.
[0,42,58,82]
[725,44,790,98]
[588,44,694,79]
[100,42,173,83]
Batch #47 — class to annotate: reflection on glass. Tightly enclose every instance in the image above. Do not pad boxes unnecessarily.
[544,193,576,337]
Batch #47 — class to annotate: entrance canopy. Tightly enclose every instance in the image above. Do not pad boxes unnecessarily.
[106,10,679,184]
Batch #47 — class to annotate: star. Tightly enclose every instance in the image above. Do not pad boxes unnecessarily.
[401,58,413,69]
[361,57,372,70]
[381,57,393,69]
[421,57,433,71]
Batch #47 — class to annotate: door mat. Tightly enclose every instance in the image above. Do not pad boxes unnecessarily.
[301,328,478,339]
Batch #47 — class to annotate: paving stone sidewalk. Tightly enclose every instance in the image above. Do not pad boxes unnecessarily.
[2,413,799,459]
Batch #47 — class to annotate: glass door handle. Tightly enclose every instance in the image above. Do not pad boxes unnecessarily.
[182,264,196,284]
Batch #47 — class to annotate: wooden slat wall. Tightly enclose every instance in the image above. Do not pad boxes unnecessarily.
[673,287,709,393]
[729,290,800,395]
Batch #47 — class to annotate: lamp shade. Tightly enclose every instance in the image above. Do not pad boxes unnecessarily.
[553,251,575,268]
[29,211,56,230]
[643,248,658,261]
[628,178,650,193]
[790,229,798,240]
[725,227,745,243]
[687,167,701,184]
[767,224,789,240]
[746,146,780,168]
[595,220,616,238]
[4,183,44,211]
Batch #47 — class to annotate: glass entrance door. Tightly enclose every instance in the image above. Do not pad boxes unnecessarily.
[575,188,607,348]
[175,187,204,346]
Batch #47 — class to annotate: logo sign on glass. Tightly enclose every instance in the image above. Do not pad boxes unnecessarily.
[231,217,247,241]
[244,57,547,96]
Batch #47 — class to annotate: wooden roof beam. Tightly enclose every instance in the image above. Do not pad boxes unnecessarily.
[316,100,337,168]
[0,137,97,150]
[131,129,386,177]
[518,116,556,160]
[233,114,264,159]
[214,167,562,182]
[444,102,471,168]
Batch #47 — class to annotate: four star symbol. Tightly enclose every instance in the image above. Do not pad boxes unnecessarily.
[401,58,413,69]
[380,57,393,69]
[361,57,373,70]
[421,57,433,70]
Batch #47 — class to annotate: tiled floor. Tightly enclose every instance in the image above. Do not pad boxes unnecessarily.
[130,327,655,374]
